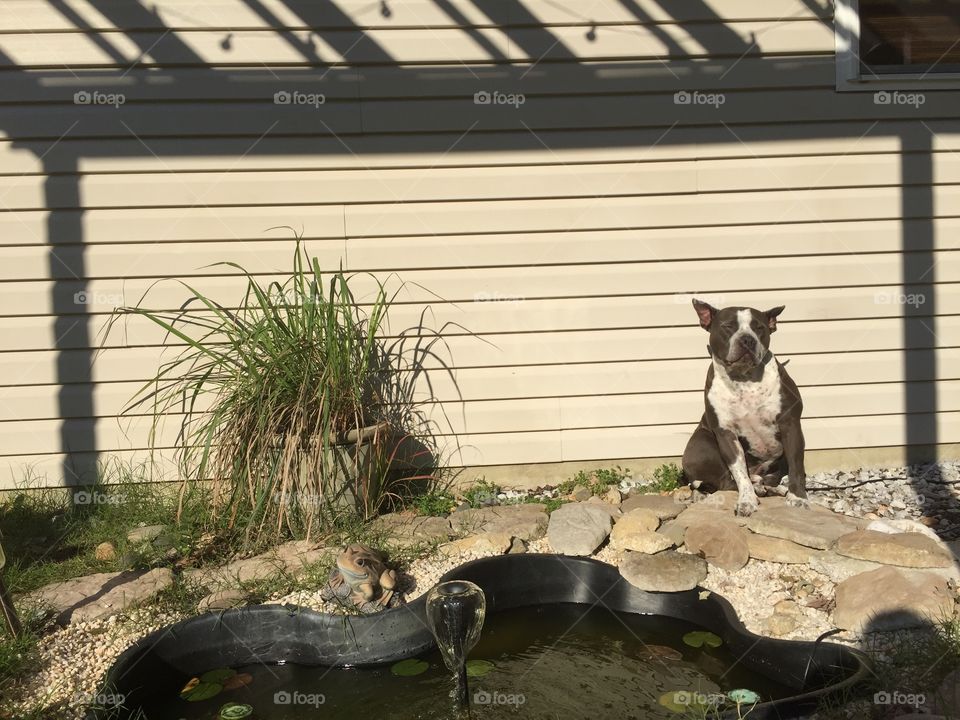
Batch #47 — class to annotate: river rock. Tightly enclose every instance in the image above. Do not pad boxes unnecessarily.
[835,530,952,568]
[547,503,612,555]
[619,550,708,592]
[94,542,117,562]
[834,566,956,632]
[746,533,813,564]
[684,520,750,571]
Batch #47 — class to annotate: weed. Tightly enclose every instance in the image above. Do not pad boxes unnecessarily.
[462,479,501,509]
[411,490,457,517]
[556,466,630,497]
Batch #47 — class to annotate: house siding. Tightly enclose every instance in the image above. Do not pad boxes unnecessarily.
[0,0,956,488]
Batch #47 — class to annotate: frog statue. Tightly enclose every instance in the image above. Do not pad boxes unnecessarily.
[322,544,399,612]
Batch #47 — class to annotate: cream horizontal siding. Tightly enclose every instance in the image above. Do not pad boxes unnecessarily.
[0,0,955,489]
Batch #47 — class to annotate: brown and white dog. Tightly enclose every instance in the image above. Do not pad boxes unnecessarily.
[681,299,808,516]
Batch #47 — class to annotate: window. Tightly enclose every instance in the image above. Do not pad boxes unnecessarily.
[836,0,960,89]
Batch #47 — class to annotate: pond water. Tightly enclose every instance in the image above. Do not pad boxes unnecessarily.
[145,604,791,720]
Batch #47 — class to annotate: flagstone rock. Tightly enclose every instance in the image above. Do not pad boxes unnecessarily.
[684,520,750,571]
[439,532,513,556]
[547,503,612,555]
[610,529,674,554]
[746,534,814,564]
[198,588,247,613]
[620,494,685,520]
[370,513,454,550]
[835,530,953,568]
[187,541,336,591]
[449,504,548,542]
[745,504,861,549]
[619,550,707,592]
[834,566,956,632]
[126,525,167,544]
[23,568,173,625]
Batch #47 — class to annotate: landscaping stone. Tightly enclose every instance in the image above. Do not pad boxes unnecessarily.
[507,537,527,554]
[610,530,673,554]
[656,519,687,547]
[684,520,749,572]
[866,518,941,541]
[449,505,548,542]
[579,499,622,520]
[620,493,684,520]
[835,530,953,568]
[187,541,336,591]
[603,487,622,504]
[619,550,707,592]
[23,568,173,625]
[370,513,454,550]
[572,486,591,502]
[547,503,612,555]
[198,588,247,613]
[746,533,813,564]
[94,542,117,562]
[808,550,960,584]
[833,565,956,632]
[126,525,166,544]
[745,504,861,549]
[613,507,659,533]
[439,532,513,556]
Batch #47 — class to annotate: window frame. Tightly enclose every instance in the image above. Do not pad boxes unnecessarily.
[835,0,960,91]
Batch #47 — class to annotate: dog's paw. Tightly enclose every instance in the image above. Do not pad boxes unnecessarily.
[735,495,760,517]
[785,491,810,509]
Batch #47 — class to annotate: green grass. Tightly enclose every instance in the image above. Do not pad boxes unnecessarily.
[635,462,683,495]
[410,489,457,517]
[556,466,630,497]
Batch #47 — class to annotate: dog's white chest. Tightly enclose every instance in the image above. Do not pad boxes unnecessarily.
[708,359,783,459]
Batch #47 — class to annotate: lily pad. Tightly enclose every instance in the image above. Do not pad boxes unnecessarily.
[201,668,237,684]
[466,659,495,678]
[727,688,759,705]
[219,702,253,719]
[222,673,253,691]
[682,631,722,648]
[181,681,223,702]
[658,691,687,712]
[391,659,429,677]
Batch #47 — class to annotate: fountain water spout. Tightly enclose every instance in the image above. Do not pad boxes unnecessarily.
[425,580,486,709]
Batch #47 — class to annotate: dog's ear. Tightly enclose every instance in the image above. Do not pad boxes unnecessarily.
[692,299,718,330]
[765,305,785,332]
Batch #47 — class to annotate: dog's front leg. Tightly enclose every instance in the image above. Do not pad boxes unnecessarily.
[715,428,759,516]
[779,419,809,508]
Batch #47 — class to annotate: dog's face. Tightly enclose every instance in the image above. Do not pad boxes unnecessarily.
[692,300,784,372]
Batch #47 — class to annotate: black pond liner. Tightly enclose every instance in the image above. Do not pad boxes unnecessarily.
[93,554,870,719]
